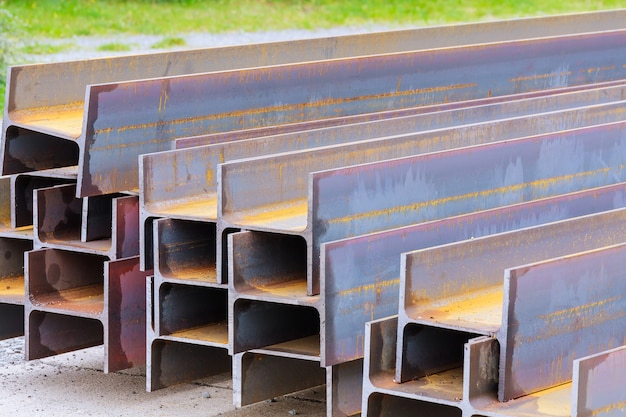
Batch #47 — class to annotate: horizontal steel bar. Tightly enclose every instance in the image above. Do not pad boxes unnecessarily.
[321,182,626,367]
[80,29,626,197]
[33,184,140,258]
[397,208,626,384]
[223,120,626,296]
[174,80,626,150]
[573,345,626,417]
[13,10,616,122]
[144,85,626,222]
[500,243,626,401]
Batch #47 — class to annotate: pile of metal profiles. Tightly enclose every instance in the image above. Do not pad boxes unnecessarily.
[1,8,626,417]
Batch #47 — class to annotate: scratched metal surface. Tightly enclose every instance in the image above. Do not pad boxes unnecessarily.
[501,243,626,401]
[79,29,626,197]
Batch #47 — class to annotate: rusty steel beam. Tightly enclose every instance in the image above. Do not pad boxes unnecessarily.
[146,218,230,390]
[33,183,139,258]
[32,28,623,198]
[500,243,626,401]
[0,237,33,340]
[396,209,626,398]
[25,250,148,371]
[4,12,626,190]
[361,316,620,417]
[174,80,626,150]
[320,182,626,368]
[10,9,619,148]
[141,86,626,271]
[223,120,626,299]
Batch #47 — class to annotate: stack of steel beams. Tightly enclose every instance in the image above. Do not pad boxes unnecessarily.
[1,9,626,417]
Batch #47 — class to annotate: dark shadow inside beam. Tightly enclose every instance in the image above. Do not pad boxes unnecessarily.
[157,219,217,284]
[36,184,82,243]
[0,304,24,340]
[398,323,481,383]
[220,227,240,284]
[237,351,325,407]
[230,231,307,296]
[366,393,462,417]
[142,216,157,271]
[14,175,75,227]
[148,339,231,391]
[0,237,33,304]
[27,310,103,360]
[83,193,120,241]
[3,126,79,175]
[233,299,320,354]
[158,283,227,343]
[27,249,106,300]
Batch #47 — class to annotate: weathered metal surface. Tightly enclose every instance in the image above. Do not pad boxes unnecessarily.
[0,175,33,239]
[144,85,626,273]
[328,358,364,417]
[572,345,626,417]
[104,256,151,373]
[174,80,626,150]
[224,120,626,299]
[78,29,626,197]
[396,209,626,390]
[0,237,33,339]
[12,9,618,135]
[500,243,626,401]
[322,182,626,367]
[143,86,626,222]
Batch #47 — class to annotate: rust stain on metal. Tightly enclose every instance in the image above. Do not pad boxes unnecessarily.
[94,82,478,136]
[326,166,617,225]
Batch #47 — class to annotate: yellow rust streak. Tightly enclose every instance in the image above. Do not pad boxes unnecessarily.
[585,400,626,416]
[0,276,25,300]
[328,166,617,225]
[585,65,616,74]
[95,82,478,135]
[235,199,308,227]
[338,279,400,297]
[509,71,572,83]
[539,296,620,321]
[11,105,85,139]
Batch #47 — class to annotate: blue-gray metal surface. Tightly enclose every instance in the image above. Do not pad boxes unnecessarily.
[396,209,626,392]
[501,243,626,401]
[321,183,626,367]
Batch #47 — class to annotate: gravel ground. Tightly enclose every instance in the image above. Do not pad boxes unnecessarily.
[0,337,326,417]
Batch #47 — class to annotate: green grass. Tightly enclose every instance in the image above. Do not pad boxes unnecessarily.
[3,0,626,38]
[20,42,77,55]
[151,36,187,49]
[96,42,133,52]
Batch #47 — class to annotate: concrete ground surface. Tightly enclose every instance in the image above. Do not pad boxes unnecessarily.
[0,336,326,417]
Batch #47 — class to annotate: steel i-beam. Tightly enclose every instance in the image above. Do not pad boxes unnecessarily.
[33,183,139,259]
[320,182,626,368]
[10,9,623,171]
[141,85,626,271]
[25,250,149,372]
[396,209,626,401]
[17,28,622,198]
